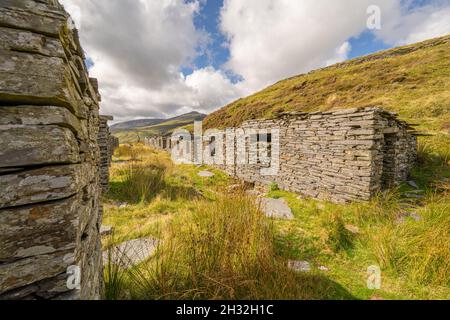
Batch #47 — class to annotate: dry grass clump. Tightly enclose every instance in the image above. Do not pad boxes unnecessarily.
[104,193,345,300]
[116,163,167,203]
[366,196,449,286]
[104,143,450,299]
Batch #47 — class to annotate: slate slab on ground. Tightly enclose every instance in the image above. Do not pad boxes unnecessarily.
[258,197,294,220]
[103,238,159,269]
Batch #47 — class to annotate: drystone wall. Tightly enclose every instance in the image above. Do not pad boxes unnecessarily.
[234,107,417,202]
[145,107,417,203]
[145,136,171,151]
[98,115,117,194]
[0,0,108,299]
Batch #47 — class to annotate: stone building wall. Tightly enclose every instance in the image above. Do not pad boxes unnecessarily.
[145,107,417,203]
[234,107,417,202]
[0,0,108,299]
[145,136,171,151]
[98,115,117,194]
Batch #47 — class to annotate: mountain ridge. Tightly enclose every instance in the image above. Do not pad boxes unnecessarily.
[111,111,205,133]
[113,111,207,143]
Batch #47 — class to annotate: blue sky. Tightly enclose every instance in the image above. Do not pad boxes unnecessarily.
[188,0,441,70]
[64,0,450,122]
[186,0,229,73]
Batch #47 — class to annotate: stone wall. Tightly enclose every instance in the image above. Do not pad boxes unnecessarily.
[0,0,108,299]
[145,136,171,151]
[98,115,117,194]
[145,107,417,203]
[234,107,417,202]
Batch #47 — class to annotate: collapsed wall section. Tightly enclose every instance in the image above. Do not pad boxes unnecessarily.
[0,0,104,299]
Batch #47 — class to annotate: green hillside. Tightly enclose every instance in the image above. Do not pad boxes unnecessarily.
[114,111,206,144]
[204,35,450,134]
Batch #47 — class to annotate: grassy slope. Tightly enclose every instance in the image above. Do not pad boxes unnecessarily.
[103,145,449,300]
[204,35,450,133]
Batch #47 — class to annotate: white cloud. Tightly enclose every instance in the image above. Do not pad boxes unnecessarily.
[219,0,402,92]
[375,2,450,45]
[60,0,450,123]
[184,67,244,114]
[60,0,240,122]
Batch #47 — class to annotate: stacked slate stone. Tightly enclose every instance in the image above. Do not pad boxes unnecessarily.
[145,136,170,150]
[374,110,417,188]
[0,0,105,299]
[147,107,417,203]
[98,115,116,194]
[235,107,417,203]
[110,135,119,153]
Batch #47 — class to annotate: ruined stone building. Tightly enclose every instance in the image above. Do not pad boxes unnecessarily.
[146,107,417,203]
[145,135,172,151]
[0,0,116,299]
[99,115,119,193]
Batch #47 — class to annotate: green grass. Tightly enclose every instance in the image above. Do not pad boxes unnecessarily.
[103,146,355,300]
[103,144,449,300]
[102,36,450,300]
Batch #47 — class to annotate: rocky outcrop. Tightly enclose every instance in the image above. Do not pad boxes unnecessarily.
[0,0,108,299]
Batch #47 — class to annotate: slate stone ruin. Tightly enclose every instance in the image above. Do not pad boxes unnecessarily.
[0,0,116,299]
[99,115,118,193]
[146,107,417,203]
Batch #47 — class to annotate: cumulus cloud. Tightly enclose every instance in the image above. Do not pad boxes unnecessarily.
[60,0,450,123]
[184,67,244,114]
[375,1,450,45]
[220,0,402,92]
[60,0,240,122]
[219,0,449,92]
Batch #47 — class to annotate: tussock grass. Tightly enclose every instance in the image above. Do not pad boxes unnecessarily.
[103,245,129,300]
[366,196,450,286]
[116,163,167,203]
[104,144,450,300]
[104,193,352,300]
[114,144,141,161]
[108,145,173,204]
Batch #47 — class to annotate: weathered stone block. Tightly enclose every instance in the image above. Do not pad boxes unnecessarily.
[0,125,80,167]
[0,49,85,117]
[0,250,74,295]
[0,195,81,262]
[0,163,91,208]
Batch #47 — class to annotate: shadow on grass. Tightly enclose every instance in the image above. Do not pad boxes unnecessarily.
[104,268,357,300]
[291,274,357,300]
[106,180,145,204]
[106,180,203,204]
